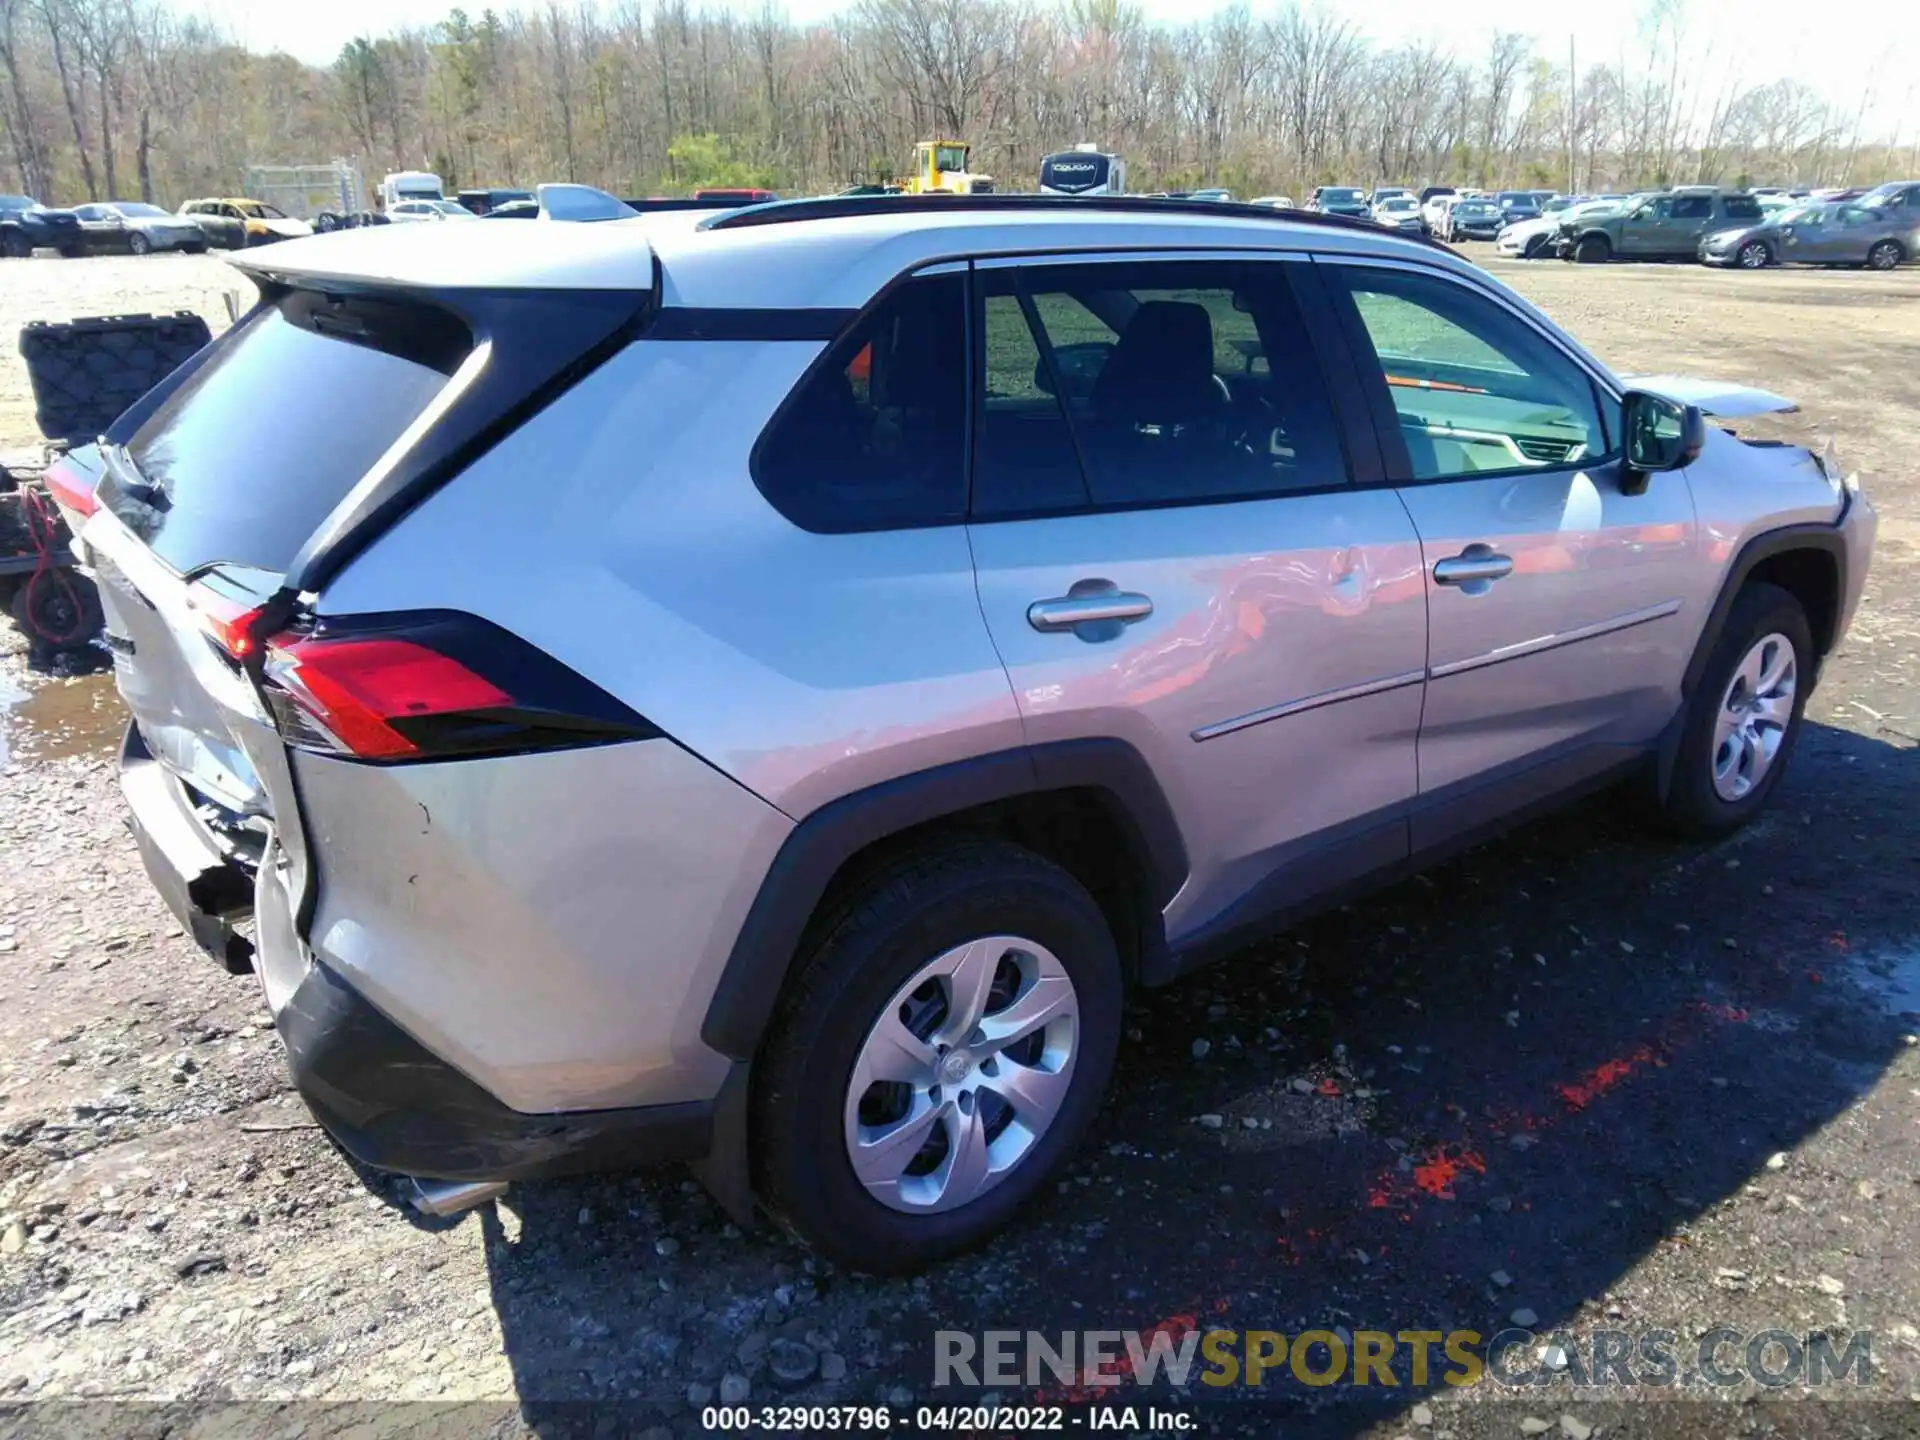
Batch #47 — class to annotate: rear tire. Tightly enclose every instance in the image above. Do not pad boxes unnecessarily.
[1867,240,1903,271]
[753,839,1123,1273]
[1574,234,1611,264]
[1656,582,1812,839]
[1,230,29,258]
[127,232,150,256]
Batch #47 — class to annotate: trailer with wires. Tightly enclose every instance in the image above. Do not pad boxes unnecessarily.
[4,311,212,655]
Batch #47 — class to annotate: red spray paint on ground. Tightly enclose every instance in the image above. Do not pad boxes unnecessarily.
[1556,1044,1660,1110]
[1030,999,1758,1404]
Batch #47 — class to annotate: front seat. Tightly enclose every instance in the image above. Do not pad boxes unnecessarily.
[1085,300,1229,502]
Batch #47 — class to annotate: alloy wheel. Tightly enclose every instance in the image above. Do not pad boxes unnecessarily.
[1711,632,1797,802]
[844,935,1078,1214]
[1737,241,1768,268]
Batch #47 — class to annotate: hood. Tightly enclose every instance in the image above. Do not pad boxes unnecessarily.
[259,217,314,237]
[1620,374,1798,418]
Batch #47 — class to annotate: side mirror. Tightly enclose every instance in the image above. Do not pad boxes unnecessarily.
[1621,389,1705,490]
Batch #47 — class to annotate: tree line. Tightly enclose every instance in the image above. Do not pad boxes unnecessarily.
[1,0,1911,209]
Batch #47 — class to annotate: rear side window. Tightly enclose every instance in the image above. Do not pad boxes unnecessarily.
[973,258,1348,516]
[113,290,471,574]
[753,273,967,532]
[1723,195,1762,220]
[1671,196,1714,219]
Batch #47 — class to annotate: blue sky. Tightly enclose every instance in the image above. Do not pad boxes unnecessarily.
[193,0,1917,137]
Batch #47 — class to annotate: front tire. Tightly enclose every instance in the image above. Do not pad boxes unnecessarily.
[1736,239,1770,269]
[1657,582,1812,839]
[1574,234,1611,264]
[1867,240,1903,271]
[754,839,1122,1273]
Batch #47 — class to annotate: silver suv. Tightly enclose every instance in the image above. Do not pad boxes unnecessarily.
[77,196,1875,1272]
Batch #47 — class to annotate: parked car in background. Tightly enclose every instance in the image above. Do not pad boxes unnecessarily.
[1498,198,1622,258]
[457,188,533,216]
[1308,186,1371,218]
[69,201,208,255]
[1701,202,1914,270]
[81,193,1875,1272]
[1188,188,1234,202]
[1558,187,1763,262]
[1859,180,1920,217]
[180,198,314,249]
[0,195,83,257]
[1495,190,1542,223]
[1247,195,1295,209]
[1372,194,1423,232]
[1371,186,1413,205]
[1440,196,1505,241]
[694,188,779,202]
[1419,187,1458,232]
[387,199,479,223]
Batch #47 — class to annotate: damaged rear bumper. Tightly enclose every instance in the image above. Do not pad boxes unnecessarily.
[120,719,725,1184]
[120,723,254,974]
[276,959,724,1183]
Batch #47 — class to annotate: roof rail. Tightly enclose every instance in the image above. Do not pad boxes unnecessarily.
[699,192,1447,248]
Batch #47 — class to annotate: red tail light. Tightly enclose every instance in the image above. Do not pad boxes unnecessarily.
[258,611,657,763]
[42,457,99,519]
[187,579,268,660]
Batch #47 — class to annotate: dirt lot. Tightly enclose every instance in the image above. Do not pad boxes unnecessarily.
[1,250,1918,1438]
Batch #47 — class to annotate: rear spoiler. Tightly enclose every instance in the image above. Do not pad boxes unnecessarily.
[227,215,656,293]
[620,195,764,212]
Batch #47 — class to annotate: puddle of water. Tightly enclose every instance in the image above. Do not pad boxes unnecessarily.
[1851,944,1920,1021]
[0,667,124,764]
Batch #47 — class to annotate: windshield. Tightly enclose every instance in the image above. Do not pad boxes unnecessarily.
[111,202,171,218]
[1323,188,1363,202]
[1458,202,1499,216]
[1496,192,1530,204]
[1379,197,1417,211]
[934,145,967,173]
[233,201,288,219]
[427,200,470,215]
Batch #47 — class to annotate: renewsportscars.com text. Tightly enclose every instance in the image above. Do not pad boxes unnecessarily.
[933,1327,1874,1390]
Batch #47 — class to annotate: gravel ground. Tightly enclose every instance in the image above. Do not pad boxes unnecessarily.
[2,249,1919,1438]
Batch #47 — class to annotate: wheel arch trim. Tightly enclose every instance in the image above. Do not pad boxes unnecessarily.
[1657,516,1848,798]
[698,738,1188,1061]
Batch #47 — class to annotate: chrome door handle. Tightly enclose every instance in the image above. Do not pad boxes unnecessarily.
[1432,546,1514,587]
[1027,591,1154,633]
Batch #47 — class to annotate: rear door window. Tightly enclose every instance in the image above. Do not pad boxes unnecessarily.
[1723,195,1762,220]
[1671,196,1714,220]
[753,273,968,533]
[112,290,472,575]
[972,258,1348,515]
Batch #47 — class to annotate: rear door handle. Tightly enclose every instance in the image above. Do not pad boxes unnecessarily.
[1027,590,1154,633]
[1432,545,1514,588]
